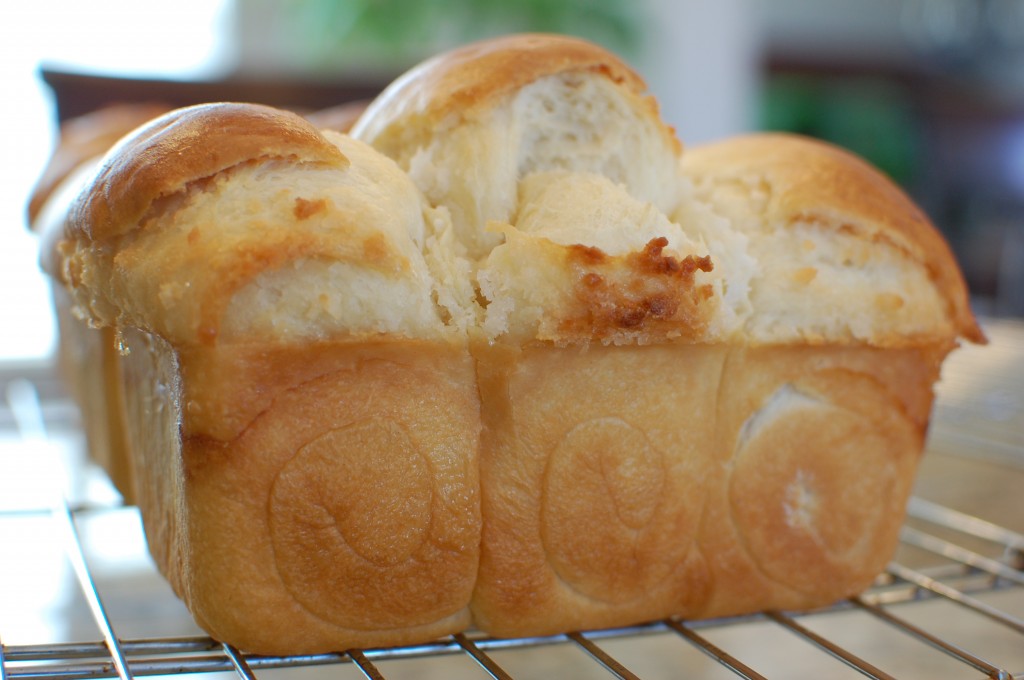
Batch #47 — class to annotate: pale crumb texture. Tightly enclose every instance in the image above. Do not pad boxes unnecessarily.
[383,73,682,262]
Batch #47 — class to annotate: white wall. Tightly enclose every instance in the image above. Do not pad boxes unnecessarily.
[638,0,762,145]
[0,1,232,362]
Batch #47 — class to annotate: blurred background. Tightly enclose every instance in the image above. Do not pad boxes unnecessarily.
[3,0,1024,364]
[2,5,1024,673]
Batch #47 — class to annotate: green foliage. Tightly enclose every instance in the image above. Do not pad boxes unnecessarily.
[761,74,921,187]
[279,0,645,71]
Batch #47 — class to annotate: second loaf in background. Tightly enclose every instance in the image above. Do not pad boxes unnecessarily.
[42,33,983,654]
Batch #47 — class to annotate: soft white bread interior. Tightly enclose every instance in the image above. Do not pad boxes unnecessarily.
[45,34,983,654]
[677,134,985,347]
[351,33,683,263]
[471,130,982,347]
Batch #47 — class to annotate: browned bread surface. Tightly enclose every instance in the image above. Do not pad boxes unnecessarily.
[118,330,481,654]
[470,342,943,635]
[27,102,171,228]
[69,103,348,242]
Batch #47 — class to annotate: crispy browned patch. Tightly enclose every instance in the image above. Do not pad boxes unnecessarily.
[633,237,713,276]
[293,197,328,220]
[560,237,715,342]
[568,244,610,265]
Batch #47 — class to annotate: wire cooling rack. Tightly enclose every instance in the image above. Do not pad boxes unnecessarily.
[2,318,1023,679]
[0,495,1021,680]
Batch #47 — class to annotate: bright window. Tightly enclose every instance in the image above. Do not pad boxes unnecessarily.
[0,0,232,362]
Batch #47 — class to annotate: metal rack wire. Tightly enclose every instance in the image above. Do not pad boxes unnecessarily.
[2,318,1023,679]
[1,494,1022,680]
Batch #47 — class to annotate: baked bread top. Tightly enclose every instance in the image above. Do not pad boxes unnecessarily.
[51,34,982,351]
[351,33,678,162]
[27,103,171,229]
[69,103,348,242]
[53,103,452,346]
[351,33,683,263]
[678,133,985,347]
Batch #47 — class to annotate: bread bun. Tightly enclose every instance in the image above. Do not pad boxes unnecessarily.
[53,102,481,653]
[352,33,682,261]
[44,34,982,654]
[678,133,984,346]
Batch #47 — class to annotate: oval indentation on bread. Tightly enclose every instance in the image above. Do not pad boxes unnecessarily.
[728,378,908,597]
[268,416,436,628]
[301,418,431,566]
[540,416,668,603]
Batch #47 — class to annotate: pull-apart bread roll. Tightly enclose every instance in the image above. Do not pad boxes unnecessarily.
[52,103,481,653]
[48,33,981,654]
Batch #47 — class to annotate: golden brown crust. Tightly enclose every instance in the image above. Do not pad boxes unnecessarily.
[682,133,985,344]
[469,341,944,634]
[27,103,171,228]
[560,238,715,343]
[696,344,943,616]
[70,103,348,242]
[470,342,723,635]
[122,332,481,654]
[351,32,680,157]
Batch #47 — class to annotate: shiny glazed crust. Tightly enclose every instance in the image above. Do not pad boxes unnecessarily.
[69,103,348,242]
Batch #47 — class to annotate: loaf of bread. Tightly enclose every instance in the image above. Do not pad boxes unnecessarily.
[43,33,983,654]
